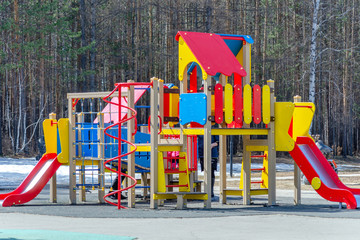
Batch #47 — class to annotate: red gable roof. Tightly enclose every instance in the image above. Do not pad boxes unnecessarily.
[175,31,247,77]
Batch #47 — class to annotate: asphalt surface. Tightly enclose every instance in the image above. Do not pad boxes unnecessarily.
[1,185,360,239]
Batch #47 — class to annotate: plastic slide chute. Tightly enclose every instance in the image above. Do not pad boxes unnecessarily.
[0,153,61,207]
[289,136,360,209]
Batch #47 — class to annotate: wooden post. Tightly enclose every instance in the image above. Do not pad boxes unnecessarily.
[49,113,57,203]
[294,95,301,205]
[179,71,188,208]
[77,113,86,202]
[242,43,252,205]
[97,112,105,203]
[68,95,76,204]
[127,80,136,208]
[203,75,212,208]
[267,80,276,206]
[242,137,251,205]
[219,75,227,204]
[150,78,159,209]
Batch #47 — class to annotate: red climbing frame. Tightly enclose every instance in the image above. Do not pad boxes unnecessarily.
[103,82,152,209]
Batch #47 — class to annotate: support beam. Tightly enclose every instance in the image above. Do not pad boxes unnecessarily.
[49,113,57,203]
[150,78,159,209]
[203,76,212,208]
[127,80,136,208]
[267,80,276,206]
[68,97,76,204]
[294,95,302,205]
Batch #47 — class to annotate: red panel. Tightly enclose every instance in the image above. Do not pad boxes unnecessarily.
[175,31,247,77]
[253,84,261,124]
[234,73,242,86]
[288,117,293,138]
[233,84,243,126]
[189,65,197,93]
[214,83,223,124]
[163,86,169,124]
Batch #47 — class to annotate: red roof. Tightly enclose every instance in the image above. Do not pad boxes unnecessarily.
[175,31,247,77]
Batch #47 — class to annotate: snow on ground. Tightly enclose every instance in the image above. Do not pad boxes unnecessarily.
[1,157,359,188]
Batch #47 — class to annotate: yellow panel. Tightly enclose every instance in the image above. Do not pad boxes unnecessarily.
[157,152,166,193]
[224,84,233,124]
[236,45,244,66]
[169,87,179,127]
[43,119,57,154]
[153,194,177,200]
[243,84,252,124]
[261,151,268,189]
[161,128,269,136]
[293,102,315,140]
[262,85,271,124]
[161,128,181,135]
[178,36,208,80]
[275,102,295,151]
[224,189,268,196]
[211,94,215,117]
[179,152,190,192]
[131,145,151,152]
[246,146,268,152]
[159,146,182,152]
[57,118,69,164]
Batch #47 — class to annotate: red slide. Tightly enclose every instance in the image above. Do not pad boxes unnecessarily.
[289,136,360,209]
[0,153,61,207]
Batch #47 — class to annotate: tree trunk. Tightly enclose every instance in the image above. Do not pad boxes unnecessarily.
[80,0,88,91]
[309,0,321,104]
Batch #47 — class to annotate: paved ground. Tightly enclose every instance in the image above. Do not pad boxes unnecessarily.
[1,184,360,239]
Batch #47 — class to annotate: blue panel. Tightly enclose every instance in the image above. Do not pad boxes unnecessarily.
[218,33,254,44]
[179,93,207,126]
[57,128,61,155]
[224,39,243,57]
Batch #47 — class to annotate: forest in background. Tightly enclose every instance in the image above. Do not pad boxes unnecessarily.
[0,0,359,157]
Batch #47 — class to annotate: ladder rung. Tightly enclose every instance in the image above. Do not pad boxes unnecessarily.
[164,170,187,174]
[251,168,265,171]
[251,155,266,158]
[166,184,188,188]
[251,180,264,184]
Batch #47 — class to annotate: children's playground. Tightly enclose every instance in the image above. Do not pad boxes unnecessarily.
[2,31,360,214]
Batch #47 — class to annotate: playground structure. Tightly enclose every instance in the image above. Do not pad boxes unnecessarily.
[2,31,360,210]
